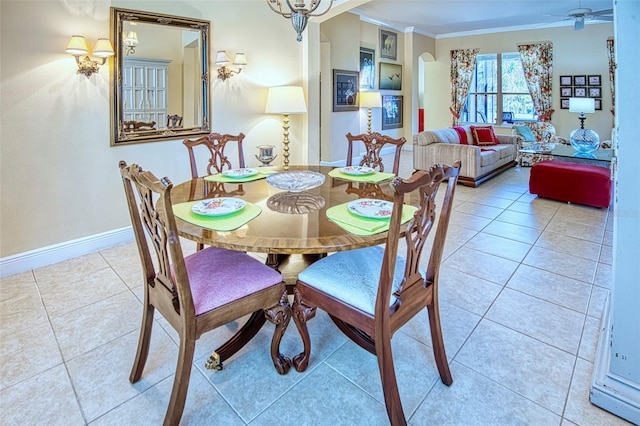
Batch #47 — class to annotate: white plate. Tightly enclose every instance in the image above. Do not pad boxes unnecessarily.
[191,197,246,217]
[340,166,375,175]
[266,171,325,192]
[347,199,393,219]
[222,168,258,178]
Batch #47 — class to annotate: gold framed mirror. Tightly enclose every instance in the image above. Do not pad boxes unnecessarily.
[110,8,210,145]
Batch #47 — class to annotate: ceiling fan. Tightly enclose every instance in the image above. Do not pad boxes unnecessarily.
[565,2,613,30]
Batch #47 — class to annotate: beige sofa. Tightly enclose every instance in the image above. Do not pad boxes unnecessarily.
[413,125,518,187]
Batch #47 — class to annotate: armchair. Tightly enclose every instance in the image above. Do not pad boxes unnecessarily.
[512,121,568,166]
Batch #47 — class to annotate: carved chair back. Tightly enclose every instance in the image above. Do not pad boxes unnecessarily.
[345,132,406,175]
[183,132,246,178]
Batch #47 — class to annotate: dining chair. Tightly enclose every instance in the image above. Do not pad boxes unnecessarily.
[345,132,406,175]
[183,132,246,179]
[292,161,461,426]
[119,161,291,426]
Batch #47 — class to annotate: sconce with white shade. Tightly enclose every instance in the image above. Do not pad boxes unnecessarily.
[215,51,247,81]
[65,35,114,78]
[266,0,334,42]
[359,91,382,134]
[265,86,307,169]
[123,31,138,55]
[569,97,600,154]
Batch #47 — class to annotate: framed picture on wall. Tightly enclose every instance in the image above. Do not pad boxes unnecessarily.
[379,29,397,60]
[574,75,587,86]
[574,87,587,97]
[379,62,402,90]
[333,69,359,112]
[359,47,375,90]
[589,87,602,97]
[561,98,570,109]
[595,98,603,110]
[588,75,601,86]
[382,95,403,129]
[560,75,572,86]
[561,87,572,97]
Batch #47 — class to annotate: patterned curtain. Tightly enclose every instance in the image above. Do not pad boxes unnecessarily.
[449,48,479,126]
[607,37,616,117]
[517,42,554,122]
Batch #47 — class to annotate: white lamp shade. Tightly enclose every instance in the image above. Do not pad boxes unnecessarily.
[65,35,89,55]
[265,86,307,114]
[233,53,248,66]
[93,38,115,57]
[215,51,230,65]
[124,31,138,46]
[359,91,382,108]
[569,97,595,114]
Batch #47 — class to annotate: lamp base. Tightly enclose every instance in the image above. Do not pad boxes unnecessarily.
[570,128,600,154]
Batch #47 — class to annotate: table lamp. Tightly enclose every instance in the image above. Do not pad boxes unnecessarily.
[265,86,307,169]
[569,97,600,154]
[359,91,382,134]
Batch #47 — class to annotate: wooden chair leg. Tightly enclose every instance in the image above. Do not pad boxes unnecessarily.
[204,310,266,370]
[264,291,293,375]
[129,303,155,383]
[164,336,196,426]
[196,242,204,251]
[291,288,316,372]
[427,303,453,386]
[376,336,407,426]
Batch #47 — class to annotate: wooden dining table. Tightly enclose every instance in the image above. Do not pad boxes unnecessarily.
[169,165,407,372]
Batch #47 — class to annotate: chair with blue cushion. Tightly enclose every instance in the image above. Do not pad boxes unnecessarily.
[291,161,461,426]
[119,161,291,426]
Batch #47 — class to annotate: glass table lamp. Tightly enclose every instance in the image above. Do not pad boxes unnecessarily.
[569,97,600,154]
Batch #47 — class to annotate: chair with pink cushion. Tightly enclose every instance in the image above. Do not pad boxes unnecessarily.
[292,161,461,426]
[119,161,290,425]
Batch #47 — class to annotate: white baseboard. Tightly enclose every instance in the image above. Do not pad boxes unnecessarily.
[0,227,134,278]
[591,294,640,424]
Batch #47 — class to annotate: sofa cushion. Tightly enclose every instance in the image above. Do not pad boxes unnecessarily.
[493,144,516,159]
[513,125,536,142]
[479,148,500,166]
[471,125,499,146]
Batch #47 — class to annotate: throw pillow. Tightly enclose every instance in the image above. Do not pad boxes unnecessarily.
[514,125,536,143]
[470,125,498,146]
[452,126,469,145]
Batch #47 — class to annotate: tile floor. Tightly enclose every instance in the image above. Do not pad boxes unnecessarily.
[0,153,631,425]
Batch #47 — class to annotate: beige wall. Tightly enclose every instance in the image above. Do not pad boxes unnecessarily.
[0,0,305,257]
[423,24,614,139]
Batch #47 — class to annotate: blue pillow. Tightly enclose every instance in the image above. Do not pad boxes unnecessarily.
[514,125,536,143]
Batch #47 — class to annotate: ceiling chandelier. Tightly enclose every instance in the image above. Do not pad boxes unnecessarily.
[267,0,335,42]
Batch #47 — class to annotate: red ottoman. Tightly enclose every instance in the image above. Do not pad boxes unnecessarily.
[529,160,611,208]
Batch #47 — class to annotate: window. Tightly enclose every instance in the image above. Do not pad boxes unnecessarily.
[461,53,536,125]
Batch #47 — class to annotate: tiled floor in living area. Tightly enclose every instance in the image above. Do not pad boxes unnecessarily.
[0,153,631,425]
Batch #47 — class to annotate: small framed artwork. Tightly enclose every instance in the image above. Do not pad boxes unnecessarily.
[561,98,570,109]
[382,95,403,129]
[573,75,587,86]
[560,75,572,86]
[588,75,601,86]
[560,87,572,97]
[359,47,375,90]
[595,98,602,110]
[379,62,402,90]
[589,87,602,98]
[333,69,359,112]
[574,87,587,97]
[380,29,397,60]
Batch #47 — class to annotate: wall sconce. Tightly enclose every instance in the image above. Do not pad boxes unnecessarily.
[215,51,247,80]
[123,31,138,55]
[65,35,114,78]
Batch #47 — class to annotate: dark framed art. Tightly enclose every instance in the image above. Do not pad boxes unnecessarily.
[588,75,601,86]
[589,87,602,98]
[595,98,602,110]
[379,62,402,90]
[333,69,359,112]
[379,29,397,60]
[560,87,572,97]
[359,47,375,90]
[560,75,572,86]
[382,95,403,129]
[573,75,587,86]
[561,98,570,109]
[574,87,587,97]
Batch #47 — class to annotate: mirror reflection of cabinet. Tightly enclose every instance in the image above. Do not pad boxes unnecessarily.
[123,58,172,129]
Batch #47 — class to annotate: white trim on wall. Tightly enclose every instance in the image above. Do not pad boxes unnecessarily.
[0,227,134,278]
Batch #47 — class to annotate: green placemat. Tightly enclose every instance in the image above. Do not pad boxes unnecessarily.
[173,200,261,231]
[204,169,277,183]
[329,168,396,184]
[326,202,418,236]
